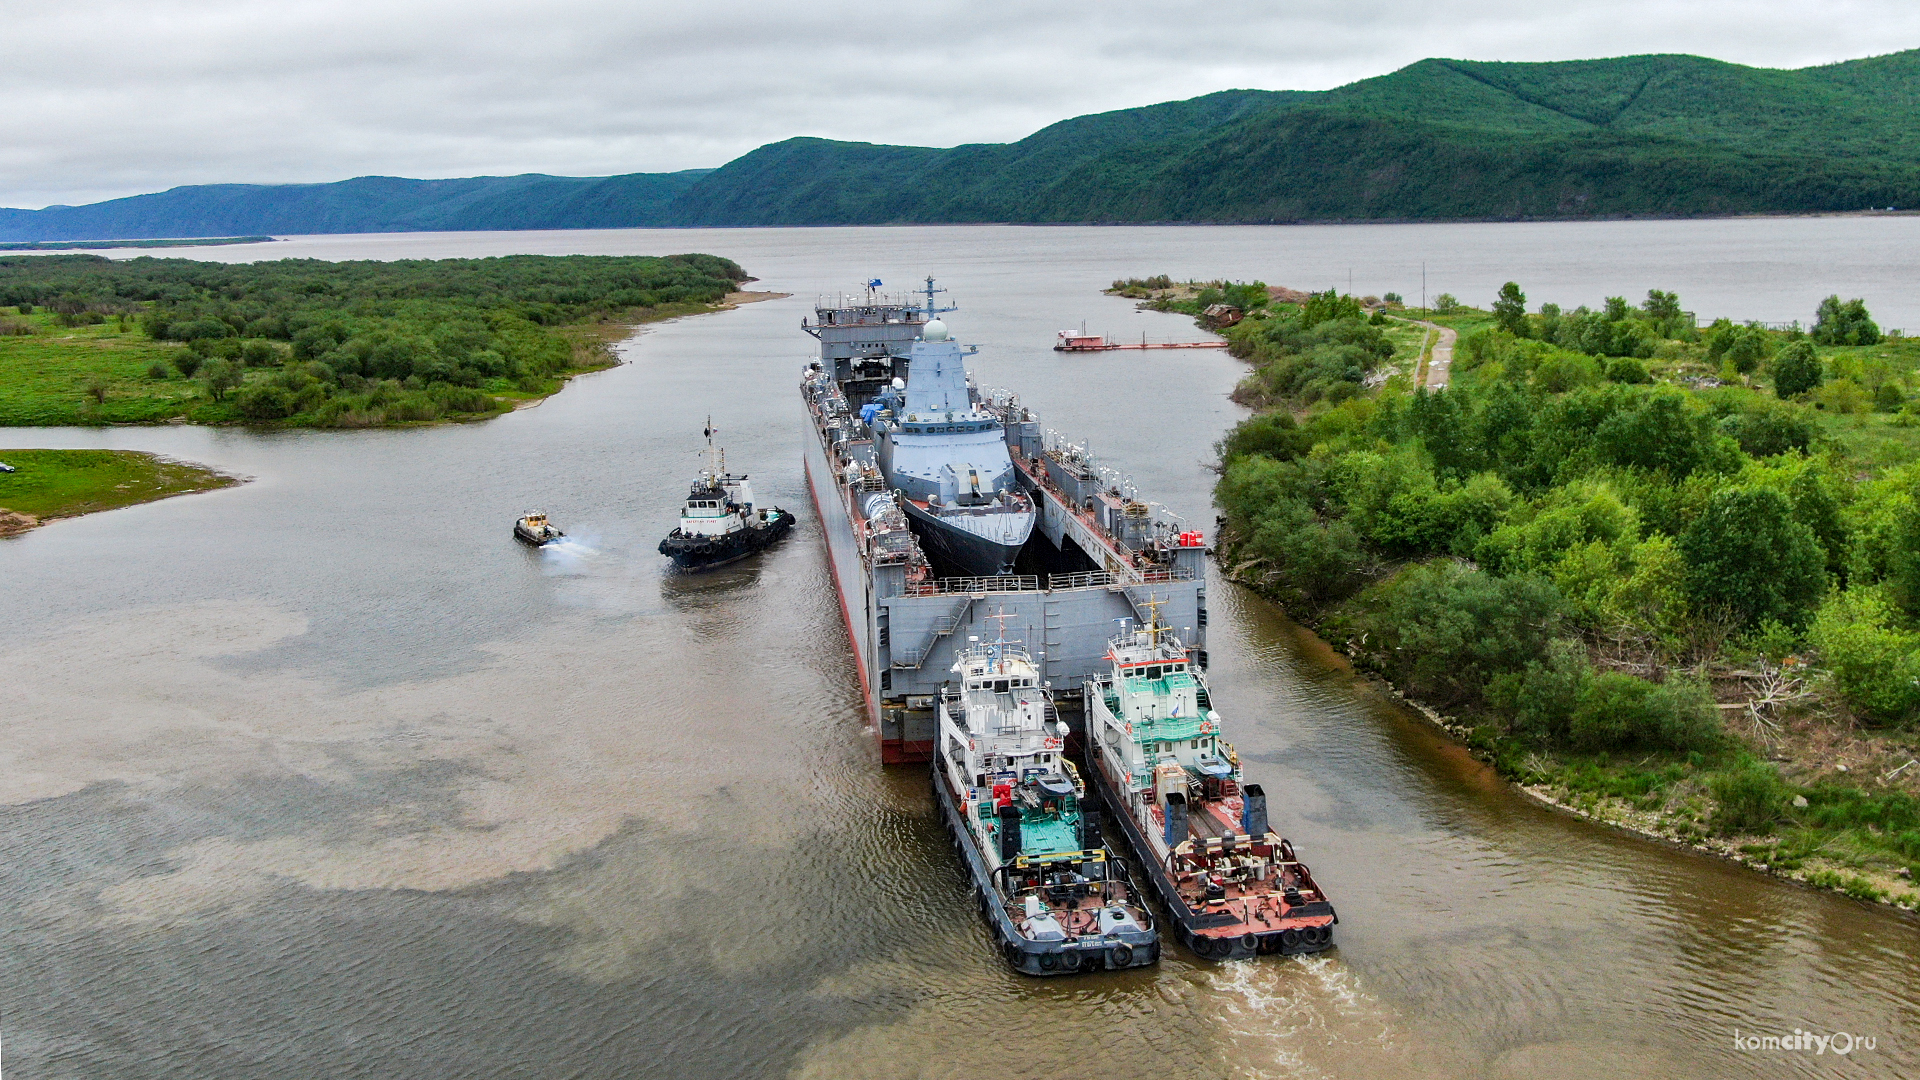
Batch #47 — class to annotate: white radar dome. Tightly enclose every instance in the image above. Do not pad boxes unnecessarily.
[922,319,949,341]
[891,376,906,390]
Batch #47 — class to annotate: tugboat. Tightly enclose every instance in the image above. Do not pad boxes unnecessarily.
[658,420,794,571]
[514,510,565,547]
[1086,602,1337,960]
[933,621,1159,975]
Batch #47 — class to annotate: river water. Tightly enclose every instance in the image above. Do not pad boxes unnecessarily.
[2,221,1916,1078]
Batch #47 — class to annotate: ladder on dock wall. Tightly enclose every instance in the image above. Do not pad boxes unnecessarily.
[890,597,976,670]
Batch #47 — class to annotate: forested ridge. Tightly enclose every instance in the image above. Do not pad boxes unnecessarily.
[0,253,746,426]
[1156,276,1920,903]
[11,49,1920,238]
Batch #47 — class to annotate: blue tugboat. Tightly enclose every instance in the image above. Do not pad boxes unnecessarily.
[659,421,794,571]
[933,627,1159,975]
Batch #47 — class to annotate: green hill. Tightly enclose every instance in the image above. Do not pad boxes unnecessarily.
[672,50,1920,224]
[8,48,1920,237]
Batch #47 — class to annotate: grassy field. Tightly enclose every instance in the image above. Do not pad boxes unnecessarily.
[0,314,206,425]
[0,448,238,535]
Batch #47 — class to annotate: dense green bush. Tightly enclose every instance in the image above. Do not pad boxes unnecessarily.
[1568,672,1721,753]
[1807,587,1920,726]
[1711,757,1793,834]
[1772,340,1824,398]
[1217,411,1310,463]
[1679,487,1827,628]
[1354,561,1568,710]
[1811,295,1881,347]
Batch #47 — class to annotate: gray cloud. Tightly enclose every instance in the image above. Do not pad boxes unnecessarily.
[5,0,1918,207]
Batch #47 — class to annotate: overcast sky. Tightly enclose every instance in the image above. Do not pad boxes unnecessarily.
[5,1,1918,209]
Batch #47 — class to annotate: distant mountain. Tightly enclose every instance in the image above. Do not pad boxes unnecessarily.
[7,49,1920,239]
[0,171,712,242]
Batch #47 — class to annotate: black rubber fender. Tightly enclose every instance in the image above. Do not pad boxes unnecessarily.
[1060,950,1081,972]
[1281,927,1301,949]
[1239,933,1259,953]
[1110,943,1134,968]
[1039,951,1058,971]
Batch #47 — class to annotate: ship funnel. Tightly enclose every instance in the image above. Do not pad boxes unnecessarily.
[998,804,1022,862]
[1163,792,1188,848]
[1241,783,1269,838]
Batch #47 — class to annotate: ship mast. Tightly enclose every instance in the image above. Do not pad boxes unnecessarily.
[919,276,957,320]
[702,415,725,480]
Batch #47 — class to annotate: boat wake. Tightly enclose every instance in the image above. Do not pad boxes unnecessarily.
[540,536,600,572]
[1204,954,1402,1079]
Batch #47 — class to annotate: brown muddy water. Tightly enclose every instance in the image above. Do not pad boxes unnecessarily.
[2,224,1917,1078]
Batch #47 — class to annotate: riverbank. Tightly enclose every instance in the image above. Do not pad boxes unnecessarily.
[1218,532,1920,913]
[0,448,239,536]
[1184,274,1920,912]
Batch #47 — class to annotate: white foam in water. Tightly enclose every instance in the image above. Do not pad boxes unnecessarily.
[541,536,600,573]
[1204,956,1399,1079]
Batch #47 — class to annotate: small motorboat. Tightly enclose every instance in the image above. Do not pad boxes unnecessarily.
[514,510,565,547]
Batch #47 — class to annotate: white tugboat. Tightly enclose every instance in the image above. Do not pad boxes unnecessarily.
[659,419,794,571]
[932,619,1158,975]
[1086,601,1337,960]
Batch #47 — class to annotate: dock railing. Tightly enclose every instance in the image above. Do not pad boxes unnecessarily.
[904,575,1041,597]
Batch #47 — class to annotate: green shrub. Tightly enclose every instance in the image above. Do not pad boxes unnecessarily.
[1679,486,1827,628]
[1772,340,1823,398]
[1218,412,1310,464]
[1807,587,1920,725]
[234,384,297,421]
[171,352,203,378]
[1605,356,1652,384]
[1710,757,1792,834]
[1488,637,1590,742]
[1720,399,1815,457]
[1356,561,1568,710]
[146,361,169,380]
[1811,295,1881,347]
[1569,672,1723,753]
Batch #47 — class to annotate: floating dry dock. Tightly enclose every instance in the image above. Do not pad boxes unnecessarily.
[803,283,1208,763]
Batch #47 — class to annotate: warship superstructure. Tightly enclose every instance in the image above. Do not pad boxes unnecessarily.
[801,279,1208,763]
[932,632,1158,974]
[1086,609,1337,959]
